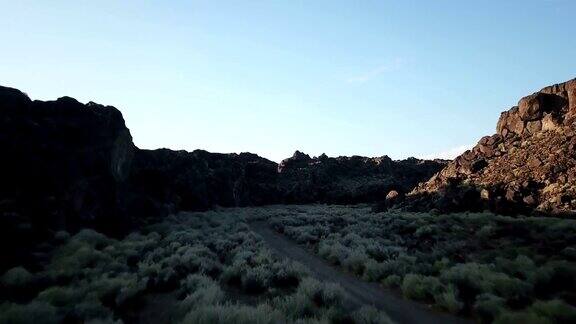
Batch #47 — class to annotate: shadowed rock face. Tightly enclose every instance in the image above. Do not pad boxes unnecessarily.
[129,149,282,213]
[277,151,446,204]
[405,78,576,215]
[0,86,136,269]
[127,149,446,214]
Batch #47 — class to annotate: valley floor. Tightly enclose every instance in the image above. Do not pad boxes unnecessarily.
[1,205,575,324]
[250,221,468,324]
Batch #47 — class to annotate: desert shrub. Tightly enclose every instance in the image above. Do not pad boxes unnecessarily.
[401,274,442,301]
[71,299,117,322]
[54,230,70,242]
[528,299,576,323]
[381,275,402,288]
[432,257,451,274]
[85,273,139,305]
[352,305,394,324]
[241,266,272,294]
[73,229,112,249]
[476,224,497,240]
[318,241,347,265]
[530,261,576,297]
[273,290,315,319]
[179,275,225,314]
[1,267,33,288]
[220,263,243,286]
[380,255,417,278]
[494,311,552,324]
[47,241,109,280]
[474,293,506,323]
[37,286,80,307]
[271,260,306,288]
[365,244,404,263]
[115,277,146,306]
[181,303,284,324]
[342,249,369,275]
[0,301,61,324]
[296,278,344,308]
[284,226,320,244]
[440,263,531,303]
[495,255,536,280]
[363,260,386,281]
[434,284,463,314]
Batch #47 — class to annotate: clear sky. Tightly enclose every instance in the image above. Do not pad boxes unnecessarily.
[1,1,575,162]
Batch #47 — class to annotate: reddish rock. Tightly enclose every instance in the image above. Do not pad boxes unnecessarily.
[405,77,576,215]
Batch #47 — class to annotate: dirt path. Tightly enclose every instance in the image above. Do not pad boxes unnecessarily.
[250,221,472,324]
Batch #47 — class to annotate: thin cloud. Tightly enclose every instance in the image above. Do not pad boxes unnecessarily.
[346,58,404,83]
[419,144,471,160]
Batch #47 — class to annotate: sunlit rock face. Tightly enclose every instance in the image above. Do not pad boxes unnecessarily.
[406,78,576,216]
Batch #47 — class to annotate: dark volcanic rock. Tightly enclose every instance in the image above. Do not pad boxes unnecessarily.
[129,149,281,212]
[0,86,135,270]
[129,149,446,211]
[405,77,576,216]
[277,154,446,204]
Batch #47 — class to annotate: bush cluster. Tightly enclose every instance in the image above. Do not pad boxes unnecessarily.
[1,207,393,323]
[263,204,576,322]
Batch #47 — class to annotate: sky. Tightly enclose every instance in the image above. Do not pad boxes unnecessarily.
[1,1,575,162]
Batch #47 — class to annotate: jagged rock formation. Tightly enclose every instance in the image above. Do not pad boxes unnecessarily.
[278,151,445,204]
[406,78,576,215]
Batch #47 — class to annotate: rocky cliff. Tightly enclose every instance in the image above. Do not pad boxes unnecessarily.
[405,78,576,215]
[129,148,281,214]
[278,151,446,204]
[126,149,445,215]
[0,86,136,269]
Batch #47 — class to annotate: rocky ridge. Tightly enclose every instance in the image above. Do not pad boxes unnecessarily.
[405,78,576,215]
[278,151,446,204]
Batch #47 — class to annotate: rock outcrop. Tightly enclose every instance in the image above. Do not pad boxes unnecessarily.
[405,78,576,215]
[129,149,281,214]
[0,86,136,269]
[278,151,446,204]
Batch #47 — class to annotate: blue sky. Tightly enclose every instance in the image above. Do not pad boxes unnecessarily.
[1,1,575,162]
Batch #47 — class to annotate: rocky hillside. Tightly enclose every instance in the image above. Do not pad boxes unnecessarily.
[404,78,576,215]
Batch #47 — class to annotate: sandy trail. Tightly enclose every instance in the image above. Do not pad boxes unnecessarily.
[250,221,472,324]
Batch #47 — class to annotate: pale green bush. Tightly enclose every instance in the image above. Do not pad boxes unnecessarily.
[0,301,61,324]
[352,305,394,324]
[381,275,402,288]
[473,293,506,322]
[181,303,284,324]
[434,285,463,314]
[401,274,442,301]
[494,311,552,324]
[529,299,576,323]
[37,286,80,307]
[1,267,33,288]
